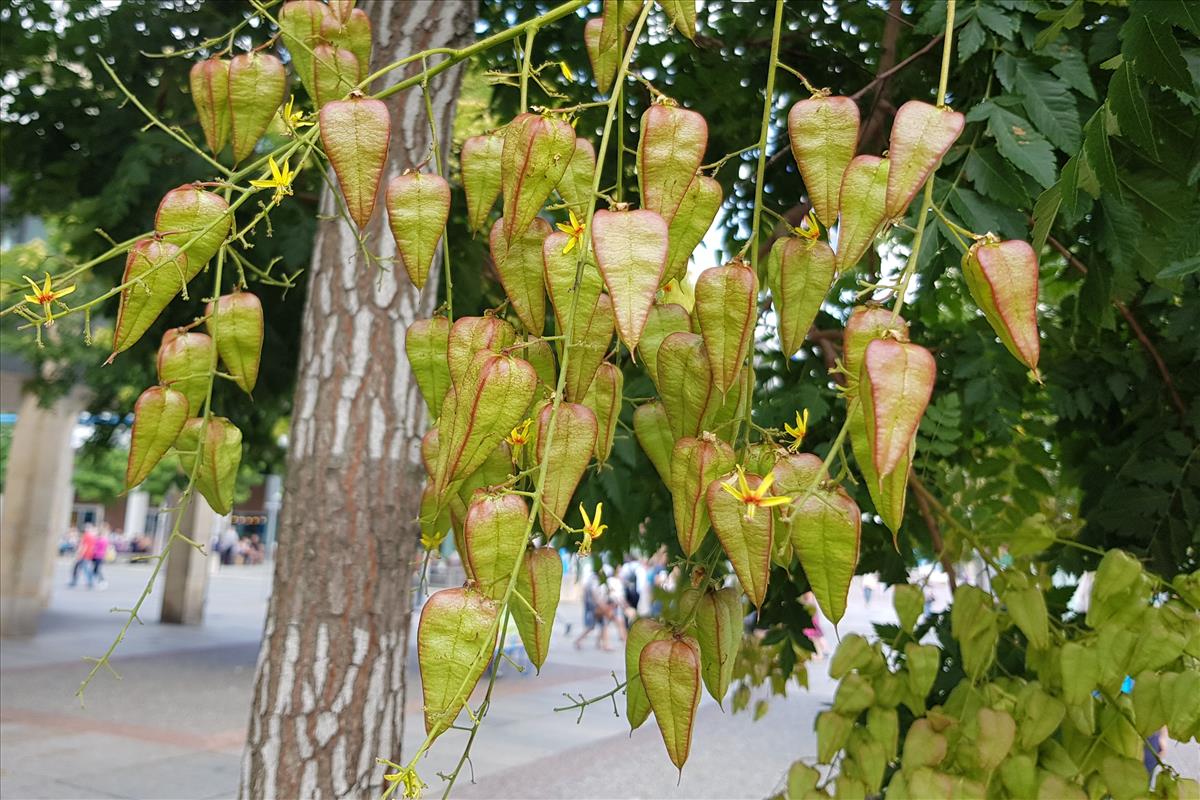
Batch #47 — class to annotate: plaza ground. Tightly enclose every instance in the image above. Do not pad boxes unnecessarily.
[1,560,1196,799]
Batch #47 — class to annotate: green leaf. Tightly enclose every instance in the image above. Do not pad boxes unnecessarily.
[996,55,1082,152]
[1121,8,1193,91]
[976,5,1019,39]
[958,18,985,62]
[1082,109,1120,197]
[1107,62,1158,160]
[1031,181,1063,253]
[1033,0,1084,51]
[1157,256,1200,279]
[1155,0,1200,35]
[1049,44,1098,100]
[985,104,1058,187]
[964,147,1030,207]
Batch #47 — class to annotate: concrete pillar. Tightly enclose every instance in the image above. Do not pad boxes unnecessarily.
[159,496,221,625]
[0,387,88,638]
[124,489,150,538]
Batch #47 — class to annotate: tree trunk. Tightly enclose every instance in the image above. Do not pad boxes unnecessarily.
[240,3,474,797]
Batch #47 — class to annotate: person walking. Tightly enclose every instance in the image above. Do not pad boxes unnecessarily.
[90,525,111,589]
[68,525,97,588]
[574,566,614,651]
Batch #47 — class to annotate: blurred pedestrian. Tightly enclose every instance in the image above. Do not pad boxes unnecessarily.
[68,524,97,588]
[574,566,614,651]
[90,525,111,589]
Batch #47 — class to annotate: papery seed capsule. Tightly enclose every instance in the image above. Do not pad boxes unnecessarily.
[321,7,371,77]
[885,100,965,219]
[205,291,264,395]
[584,18,618,96]
[189,58,230,156]
[694,260,757,396]
[126,386,189,490]
[501,113,575,241]
[860,339,936,479]
[592,207,668,352]
[637,104,707,225]
[461,133,505,235]
[110,240,189,358]
[835,156,890,273]
[278,0,329,101]
[766,235,835,357]
[176,416,243,516]
[418,588,498,741]
[312,44,360,108]
[963,238,1040,372]
[641,636,702,771]
[490,217,550,334]
[319,96,391,230]
[706,471,773,609]
[154,185,231,279]
[463,492,528,600]
[535,402,598,536]
[228,52,286,163]
[787,95,860,229]
[386,171,450,289]
[157,330,214,415]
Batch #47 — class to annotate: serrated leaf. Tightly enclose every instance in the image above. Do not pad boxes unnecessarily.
[964,148,1029,207]
[1107,62,1158,160]
[1031,181,1062,253]
[997,54,1082,152]
[1122,9,1193,91]
[986,105,1058,187]
[976,5,1019,39]
[959,18,985,62]
[1049,43,1098,100]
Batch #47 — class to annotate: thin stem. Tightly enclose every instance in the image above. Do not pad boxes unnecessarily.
[747,0,785,274]
[519,27,537,111]
[421,56,454,319]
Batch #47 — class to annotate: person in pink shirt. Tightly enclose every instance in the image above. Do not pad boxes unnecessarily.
[69,525,97,587]
[90,524,111,589]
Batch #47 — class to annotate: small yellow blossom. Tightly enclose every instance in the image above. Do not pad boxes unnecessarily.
[280,95,312,133]
[556,209,586,254]
[784,409,809,452]
[505,418,533,448]
[796,210,821,240]
[559,61,575,82]
[249,156,297,204]
[23,272,77,324]
[383,766,426,799]
[720,466,791,520]
[577,502,608,555]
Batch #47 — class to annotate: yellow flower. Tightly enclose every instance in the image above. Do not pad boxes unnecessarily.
[559,61,575,82]
[784,409,809,452]
[556,209,585,254]
[720,466,791,520]
[505,418,533,448]
[796,210,820,240]
[577,502,608,555]
[249,156,297,204]
[280,95,312,133]
[23,272,77,324]
[383,766,426,799]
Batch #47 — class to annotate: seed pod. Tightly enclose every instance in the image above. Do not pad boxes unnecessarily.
[633,401,674,484]
[592,207,668,352]
[657,331,716,440]
[154,185,232,279]
[320,7,371,77]
[463,491,528,600]
[228,52,286,164]
[451,441,513,535]
[387,171,451,289]
[543,231,604,334]
[319,96,390,230]
[860,339,936,479]
[419,482,453,550]
[110,239,188,358]
[706,471,773,609]
[598,0,645,52]
[996,572,1050,650]
[835,155,891,273]
[766,235,835,357]
[817,710,854,763]
[557,138,596,216]
[418,587,498,741]
[535,402,597,536]
[641,635,702,772]
[849,409,911,543]
[963,239,1040,372]
[447,316,516,391]
[704,364,750,444]
[327,0,355,24]
[639,302,691,392]
[789,483,861,625]
[637,104,708,225]
[581,362,622,465]
[787,96,860,229]
[501,113,575,241]
[126,386,189,490]
[461,133,505,235]
[625,617,673,729]
[510,547,563,672]
[312,44,360,108]
[405,317,452,418]
[432,353,537,495]
[278,0,328,100]
[564,293,614,402]
[771,451,822,540]
[694,260,757,395]
[490,217,550,333]
[670,436,736,556]
[893,584,924,634]
[189,58,230,156]
[695,587,740,705]
[885,100,965,219]
[663,174,721,285]
[660,0,697,39]
[583,18,618,96]
[205,291,263,395]
[157,330,214,415]
[176,417,242,515]
[843,306,910,394]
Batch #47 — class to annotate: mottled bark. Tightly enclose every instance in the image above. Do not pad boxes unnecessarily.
[240,3,474,797]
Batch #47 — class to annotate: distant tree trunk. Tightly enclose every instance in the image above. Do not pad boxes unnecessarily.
[240,2,473,797]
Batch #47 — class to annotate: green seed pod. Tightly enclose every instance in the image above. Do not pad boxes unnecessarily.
[278,0,328,101]
[848,409,910,542]
[447,315,516,392]
[581,362,622,465]
[963,238,1041,372]
[843,306,909,387]
[189,58,230,156]
[997,572,1050,650]
[320,7,371,77]
[228,52,286,164]
[543,230,604,334]
[695,587,741,705]
[510,547,563,672]
[154,185,232,279]
[451,441,513,535]
[660,0,697,39]
[563,293,614,403]
[657,331,716,440]
[860,339,936,480]
[501,112,575,241]
[867,706,900,760]
[816,710,853,763]
[694,260,757,396]
[637,104,708,225]
[787,96,860,228]
[885,100,965,219]
[766,235,835,357]
[111,239,189,358]
[835,155,891,273]
[598,0,644,52]
[625,617,672,730]
[157,330,214,416]
[417,587,498,741]
[463,491,528,600]
[583,18,618,96]
[535,402,597,536]
[789,482,861,625]
[319,95,390,230]
[205,291,263,395]
[639,301,691,392]
[312,44,360,108]
[633,401,674,484]
[405,317,452,418]
[833,673,876,715]
[490,217,550,334]
[670,435,736,556]
[327,0,355,25]
[592,207,668,352]
[1016,682,1066,749]
[557,137,596,216]
[419,482,453,551]
[706,470,773,609]
[663,174,721,285]
[461,133,505,235]
[641,635,702,772]
[905,642,940,700]
[176,416,242,516]
[893,583,924,633]
[126,386,190,490]
[951,585,998,681]
[386,171,450,290]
